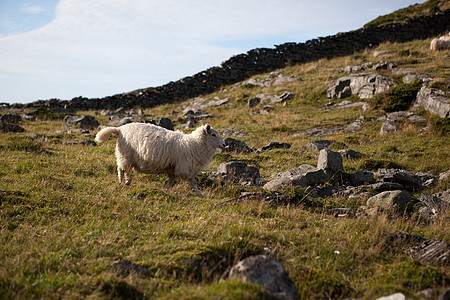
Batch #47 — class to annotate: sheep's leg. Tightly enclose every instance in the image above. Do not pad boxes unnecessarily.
[189,178,204,198]
[118,167,125,184]
[165,175,175,191]
[124,170,132,185]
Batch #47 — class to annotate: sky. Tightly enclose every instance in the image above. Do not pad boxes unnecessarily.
[0,0,423,104]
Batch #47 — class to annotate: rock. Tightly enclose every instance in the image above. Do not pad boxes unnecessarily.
[376,169,422,191]
[280,92,294,101]
[0,113,22,124]
[327,73,395,99]
[223,138,256,154]
[110,260,149,278]
[0,113,25,133]
[418,192,450,218]
[373,50,391,57]
[439,169,450,182]
[366,190,416,214]
[257,142,291,153]
[344,116,364,133]
[402,73,430,84]
[204,97,229,108]
[380,120,397,135]
[182,109,211,120]
[216,161,261,186]
[327,77,352,98]
[326,208,356,218]
[302,140,335,152]
[63,115,99,130]
[376,292,408,300]
[216,192,285,207]
[109,116,134,127]
[151,117,174,131]
[248,97,261,108]
[351,171,376,186]
[415,86,450,118]
[371,61,395,70]
[317,149,343,176]
[338,149,364,160]
[222,255,300,300]
[408,238,450,266]
[369,182,405,192]
[264,164,327,191]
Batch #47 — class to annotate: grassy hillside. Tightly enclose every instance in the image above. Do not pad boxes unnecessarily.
[365,0,450,27]
[1,37,449,299]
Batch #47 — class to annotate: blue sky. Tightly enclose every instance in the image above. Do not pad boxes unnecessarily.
[0,0,423,104]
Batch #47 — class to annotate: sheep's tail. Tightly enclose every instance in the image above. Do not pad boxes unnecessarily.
[95,127,120,143]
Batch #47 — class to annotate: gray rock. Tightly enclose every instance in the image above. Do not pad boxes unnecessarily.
[439,169,450,182]
[376,168,422,191]
[371,61,395,70]
[248,97,261,108]
[151,117,174,131]
[63,115,99,130]
[338,149,364,160]
[109,116,133,127]
[257,142,291,153]
[223,138,256,154]
[302,140,335,152]
[373,50,391,57]
[327,73,395,99]
[327,77,352,98]
[380,120,397,135]
[402,73,430,84]
[369,182,405,192]
[407,238,450,266]
[317,149,343,176]
[366,190,416,214]
[415,86,450,118]
[222,255,300,300]
[217,161,261,186]
[351,171,376,186]
[264,164,327,191]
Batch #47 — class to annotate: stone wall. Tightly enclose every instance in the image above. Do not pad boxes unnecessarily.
[11,9,450,111]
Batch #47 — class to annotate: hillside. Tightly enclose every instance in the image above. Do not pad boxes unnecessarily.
[1,28,450,299]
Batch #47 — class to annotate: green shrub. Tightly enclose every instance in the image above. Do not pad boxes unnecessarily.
[431,116,450,136]
[30,107,67,120]
[382,80,422,112]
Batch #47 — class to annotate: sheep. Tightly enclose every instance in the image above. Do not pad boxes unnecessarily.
[95,122,225,197]
[430,35,450,51]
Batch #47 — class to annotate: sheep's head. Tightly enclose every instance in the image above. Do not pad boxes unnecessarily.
[203,124,225,149]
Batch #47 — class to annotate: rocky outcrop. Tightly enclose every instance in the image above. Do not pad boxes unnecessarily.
[327,73,395,99]
[63,115,99,130]
[415,86,450,118]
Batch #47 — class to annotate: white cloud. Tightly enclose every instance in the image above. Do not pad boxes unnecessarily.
[0,0,422,103]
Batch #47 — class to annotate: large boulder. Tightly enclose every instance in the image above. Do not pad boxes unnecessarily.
[415,86,450,118]
[223,138,256,154]
[222,255,300,300]
[327,73,395,99]
[302,140,335,152]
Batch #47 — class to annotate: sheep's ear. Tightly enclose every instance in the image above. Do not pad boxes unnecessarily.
[205,123,211,134]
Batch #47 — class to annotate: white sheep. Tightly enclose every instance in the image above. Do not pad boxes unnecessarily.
[430,35,450,51]
[95,122,225,197]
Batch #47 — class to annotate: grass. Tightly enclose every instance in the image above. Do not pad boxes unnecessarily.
[1,36,450,299]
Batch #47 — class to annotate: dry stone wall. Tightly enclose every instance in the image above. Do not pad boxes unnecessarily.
[10,9,450,111]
